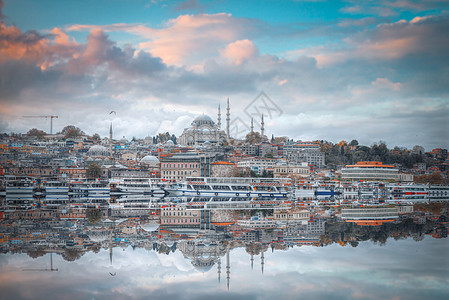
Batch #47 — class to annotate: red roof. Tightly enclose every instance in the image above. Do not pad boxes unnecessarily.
[211,161,235,165]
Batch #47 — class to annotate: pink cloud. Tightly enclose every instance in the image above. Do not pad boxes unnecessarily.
[67,14,259,66]
[221,39,259,64]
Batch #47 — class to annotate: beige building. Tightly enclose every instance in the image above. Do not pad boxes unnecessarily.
[273,208,310,224]
[210,161,236,177]
[273,162,310,182]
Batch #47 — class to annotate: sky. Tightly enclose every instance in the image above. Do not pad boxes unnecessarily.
[1,237,448,299]
[0,0,448,150]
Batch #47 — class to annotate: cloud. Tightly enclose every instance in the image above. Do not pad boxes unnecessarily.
[221,39,259,65]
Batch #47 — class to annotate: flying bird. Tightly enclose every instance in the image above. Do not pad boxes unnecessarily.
[109,111,116,115]
[109,272,116,276]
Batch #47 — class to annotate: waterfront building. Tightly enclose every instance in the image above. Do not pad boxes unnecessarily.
[237,157,275,175]
[273,162,310,182]
[160,153,203,181]
[341,161,399,181]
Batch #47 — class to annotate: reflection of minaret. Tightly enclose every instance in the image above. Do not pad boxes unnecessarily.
[109,229,113,265]
[250,253,254,270]
[250,118,254,133]
[217,104,221,129]
[217,258,221,283]
[226,98,230,139]
[226,245,230,290]
[109,122,113,157]
[261,114,265,137]
[261,250,264,275]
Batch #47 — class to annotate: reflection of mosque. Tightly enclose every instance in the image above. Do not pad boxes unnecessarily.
[176,240,269,289]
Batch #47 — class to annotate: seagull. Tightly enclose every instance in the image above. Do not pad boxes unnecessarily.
[109,272,116,276]
[109,111,116,115]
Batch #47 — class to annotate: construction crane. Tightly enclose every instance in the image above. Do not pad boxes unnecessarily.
[23,115,58,135]
[23,253,58,272]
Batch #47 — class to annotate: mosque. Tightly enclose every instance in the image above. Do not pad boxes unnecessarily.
[178,99,266,146]
[178,99,230,146]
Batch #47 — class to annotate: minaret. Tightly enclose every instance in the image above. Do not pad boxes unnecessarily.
[226,245,230,290]
[226,98,230,139]
[261,114,265,137]
[261,249,264,274]
[109,122,113,157]
[217,104,221,129]
[250,118,254,133]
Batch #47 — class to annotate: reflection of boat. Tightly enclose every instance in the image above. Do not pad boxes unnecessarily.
[68,180,110,195]
[41,180,69,194]
[167,177,292,198]
[5,177,36,194]
[114,178,166,195]
[386,183,429,196]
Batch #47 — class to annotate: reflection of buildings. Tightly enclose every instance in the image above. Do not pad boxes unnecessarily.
[341,207,399,226]
[282,218,326,246]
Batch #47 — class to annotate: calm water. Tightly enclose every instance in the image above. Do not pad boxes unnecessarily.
[1,198,448,299]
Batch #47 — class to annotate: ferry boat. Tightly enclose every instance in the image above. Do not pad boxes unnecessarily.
[114,178,166,195]
[166,177,292,198]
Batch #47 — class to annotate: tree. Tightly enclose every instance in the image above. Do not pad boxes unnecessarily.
[245,132,262,144]
[92,133,101,141]
[86,163,102,180]
[27,128,47,139]
[264,153,274,158]
[86,207,102,224]
[350,139,359,146]
[61,125,84,139]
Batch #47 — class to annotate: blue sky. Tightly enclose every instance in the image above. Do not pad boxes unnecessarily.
[0,0,448,150]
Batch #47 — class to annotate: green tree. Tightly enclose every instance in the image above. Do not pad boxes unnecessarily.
[86,163,102,179]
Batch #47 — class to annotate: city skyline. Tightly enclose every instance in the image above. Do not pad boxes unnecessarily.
[0,0,448,151]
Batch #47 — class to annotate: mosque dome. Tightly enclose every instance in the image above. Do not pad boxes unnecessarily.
[140,155,160,167]
[87,145,109,157]
[192,114,215,127]
[192,256,216,273]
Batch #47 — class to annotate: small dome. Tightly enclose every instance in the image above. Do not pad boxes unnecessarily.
[140,221,159,232]
[165,140,174,145]
[140,155,160,167]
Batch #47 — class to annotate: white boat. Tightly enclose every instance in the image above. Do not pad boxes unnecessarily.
[167,177,292,198]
